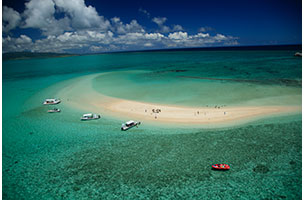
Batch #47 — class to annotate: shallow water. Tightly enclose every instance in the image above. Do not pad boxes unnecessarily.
[3,49,302,199]
[92,70,301,107]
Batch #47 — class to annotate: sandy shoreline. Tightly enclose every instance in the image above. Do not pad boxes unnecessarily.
[55,73,301,126]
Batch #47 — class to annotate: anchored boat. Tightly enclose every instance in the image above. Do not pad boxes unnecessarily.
[43,98,61,105]
[47,108,61,113]
[81,113,101,121]
[212,164,230,170]
[121,120,141,131]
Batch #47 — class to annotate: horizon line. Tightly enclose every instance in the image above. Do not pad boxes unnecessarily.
[3,43,302,56]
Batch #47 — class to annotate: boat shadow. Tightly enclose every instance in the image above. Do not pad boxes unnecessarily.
[211,168,230,172]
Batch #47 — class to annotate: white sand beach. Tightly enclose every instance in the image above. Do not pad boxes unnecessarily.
[56,73,301,126]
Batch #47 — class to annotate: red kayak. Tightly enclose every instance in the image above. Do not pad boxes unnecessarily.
[212,164,230,170]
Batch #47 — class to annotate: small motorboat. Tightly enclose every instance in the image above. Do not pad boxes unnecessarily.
[212,164,230,170]
[43,98,61,105]
[81,113,101,121]
[47,108,61,113]
[294,52,302,57]
[121,120,141,131]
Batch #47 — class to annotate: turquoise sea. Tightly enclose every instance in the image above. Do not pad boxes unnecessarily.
[3,48,302,199]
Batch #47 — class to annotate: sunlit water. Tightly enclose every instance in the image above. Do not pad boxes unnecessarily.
[3,49,301,199]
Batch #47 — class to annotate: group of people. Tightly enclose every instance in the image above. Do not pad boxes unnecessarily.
[144,108,162,119]
[152,109,161,113]
[144,106,228,120]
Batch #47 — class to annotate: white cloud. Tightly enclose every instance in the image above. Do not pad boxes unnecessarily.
[152,17,184,33]
[173,25,183,31]
[168,32,188,40]
[114,32,166,45]
[214,34,227,41]
[164,32,238,48]
[111,18,145,34]
[3,6,21,33]
[23,0,55,28]
[2,1,239,53]
[193,33,210,38]
[3,30,114,53]
[144,42,153,47]
[152,17,167,26]
[122,20,145,34]
[22,0,71,35]
[199,27,207,32]
[138,8,150,17]
[21,0,110,36]
[111,17,120,23]
[3,30,238,53]
[152,17,172,33]
[198,26,213,32]
[90,45,103,52]
[144,33,165,40]
[3,35,34,52]
[54,0,110,30]
[160,26,170,33]
[16,35,32,44]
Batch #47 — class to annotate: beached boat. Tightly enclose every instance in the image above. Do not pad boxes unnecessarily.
[121,120,141,131]
[43,98,61,105]
[81,113,101,121]
[47,108,61,113]
[212,164,230,170]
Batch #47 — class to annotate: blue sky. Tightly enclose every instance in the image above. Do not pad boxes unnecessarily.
[2,0,302,53]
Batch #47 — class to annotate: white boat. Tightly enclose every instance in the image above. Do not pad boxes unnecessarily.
[121,120,141,131]
[81,113,101,121]
[43,98,61,105]
[47,108,61,113]
[294,52,302,57]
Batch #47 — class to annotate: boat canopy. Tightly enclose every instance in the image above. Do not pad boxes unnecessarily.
[45,98,55,101]
[83,113,93,117]
[45,98,60,101]
[126,120,135,125]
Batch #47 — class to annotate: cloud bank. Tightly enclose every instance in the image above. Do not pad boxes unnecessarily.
[3,6,21,33]
[3,0,238,53]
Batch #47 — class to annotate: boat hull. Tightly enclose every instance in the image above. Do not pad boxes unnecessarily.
[43,100,61,105]
[121,122,141,131]
[81,115,101,121]
[47,109,61,113]
[212,164,230,170]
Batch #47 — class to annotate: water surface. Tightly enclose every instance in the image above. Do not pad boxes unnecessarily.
[3,49,302,199]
